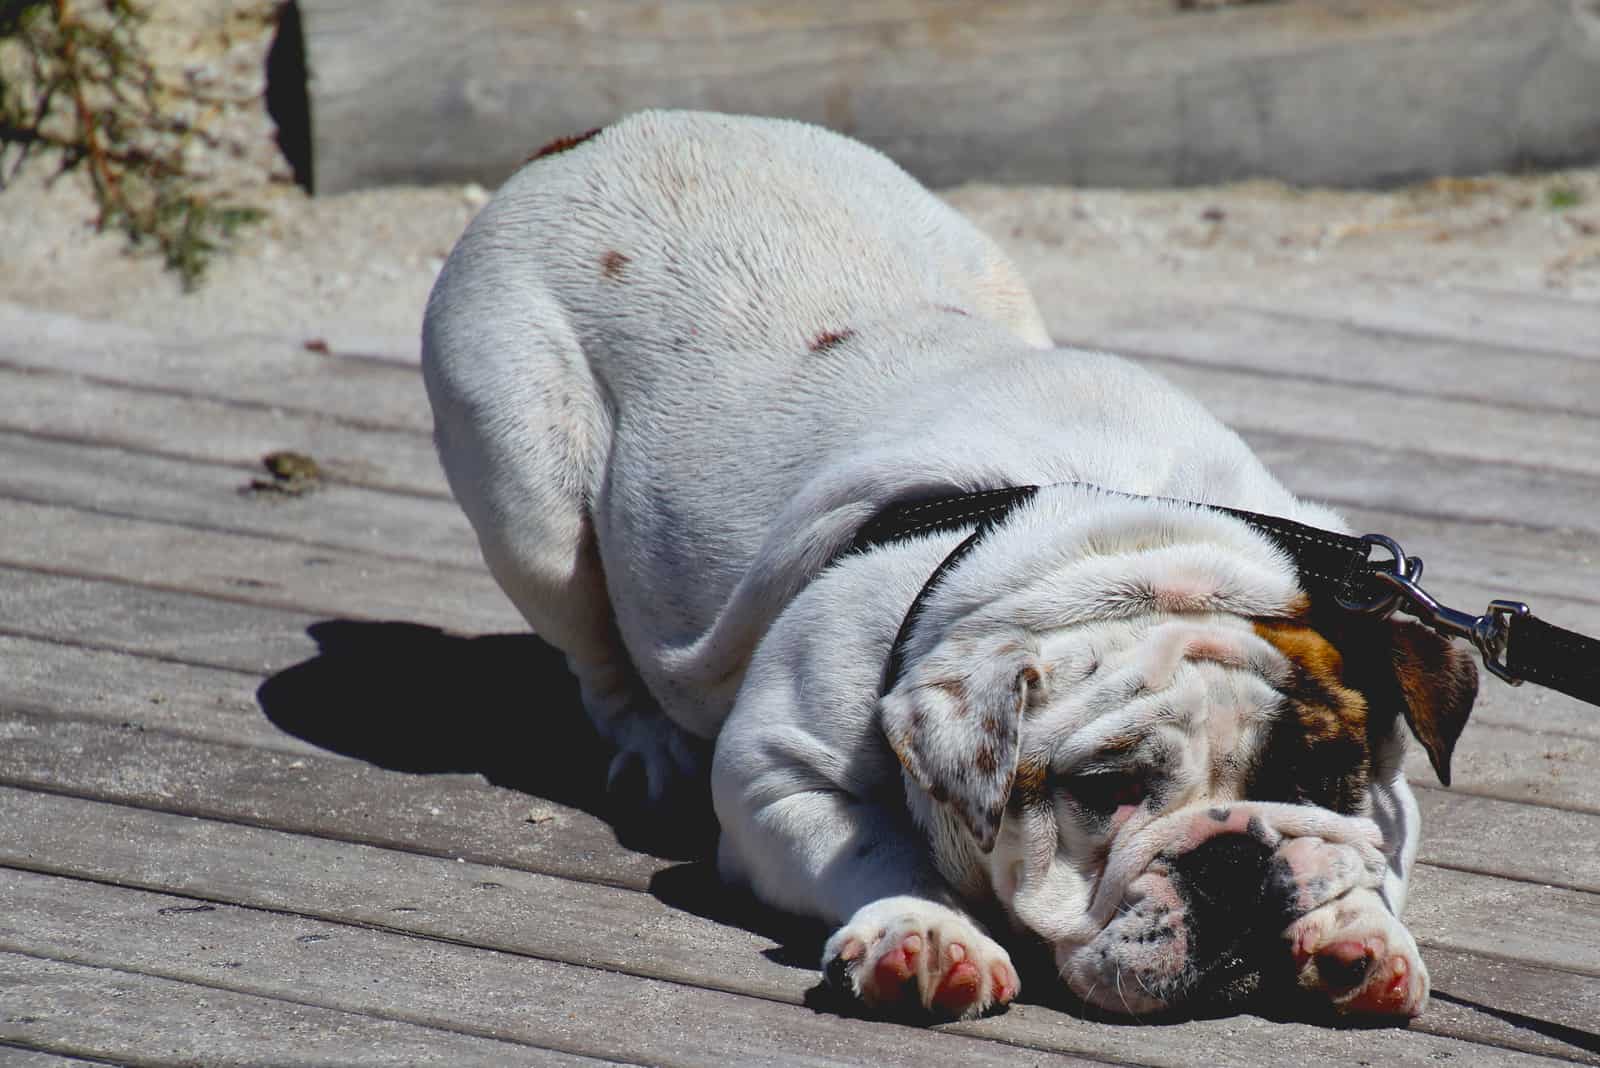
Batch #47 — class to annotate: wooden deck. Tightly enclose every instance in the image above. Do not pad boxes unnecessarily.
[2,273,1598,1066]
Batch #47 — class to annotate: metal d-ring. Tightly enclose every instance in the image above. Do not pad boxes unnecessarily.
[1336,533,1423,617]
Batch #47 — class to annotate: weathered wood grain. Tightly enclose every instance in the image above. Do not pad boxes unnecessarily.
[0,953,598,1067]
[0,634,325,758]
[0,1048,105,1068]
[6,421,1594,626]
[0,498,519,637]
[0,368,449,498]
[0,870,1114,1068]
[0,303,426,427]
[1413,727,1600,817]
[1244,430,1600,537]
[300,0,1600,194]
[1223,280,1600,363]
[0,566,338,674]
[3,831,1587,1068]
[3,709,1597,966]
[1148,357,1600,478]
[1058,303,1600,416]
[0,430,484,570]
[6,331,1596,543]
[4,785,1596,1065]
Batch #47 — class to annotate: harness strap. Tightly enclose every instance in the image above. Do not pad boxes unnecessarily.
[853,482,1600,709]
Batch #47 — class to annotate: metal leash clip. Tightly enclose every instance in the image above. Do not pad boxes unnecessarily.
[1339,533,1531,684]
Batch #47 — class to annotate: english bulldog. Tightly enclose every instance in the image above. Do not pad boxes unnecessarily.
[421,110,1477,1021]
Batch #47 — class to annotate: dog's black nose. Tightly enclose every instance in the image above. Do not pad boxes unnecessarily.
[1171,831,1273,916]
[1167,830,1279,998]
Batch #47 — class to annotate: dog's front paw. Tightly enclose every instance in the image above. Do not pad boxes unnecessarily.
[822,897,1019,1019]
[1285,887,1429,1018]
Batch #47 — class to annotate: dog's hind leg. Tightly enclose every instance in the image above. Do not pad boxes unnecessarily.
[422,260,706,803]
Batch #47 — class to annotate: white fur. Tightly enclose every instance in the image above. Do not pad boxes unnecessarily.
[422,110,1426,1019]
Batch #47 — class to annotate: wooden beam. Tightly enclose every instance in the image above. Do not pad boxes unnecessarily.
[299,0,1600,194]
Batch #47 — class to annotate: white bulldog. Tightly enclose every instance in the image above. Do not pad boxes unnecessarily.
[421,111,1477,1021]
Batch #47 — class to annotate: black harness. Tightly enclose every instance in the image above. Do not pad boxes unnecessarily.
[850,483,1600,710]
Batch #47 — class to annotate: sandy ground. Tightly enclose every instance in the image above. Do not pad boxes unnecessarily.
[3,154,1598,360]
[2,0,1595,356]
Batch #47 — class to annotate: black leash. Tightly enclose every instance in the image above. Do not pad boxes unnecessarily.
[852,482,1600,708]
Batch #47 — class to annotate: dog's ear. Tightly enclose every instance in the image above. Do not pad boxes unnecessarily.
[879,636,1043,852]
[1385,620,1479,786]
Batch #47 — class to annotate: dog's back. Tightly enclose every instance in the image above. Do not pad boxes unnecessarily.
[438,110,1046,397]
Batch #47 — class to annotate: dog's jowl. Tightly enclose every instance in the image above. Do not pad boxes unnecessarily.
[422,111,1476,1021]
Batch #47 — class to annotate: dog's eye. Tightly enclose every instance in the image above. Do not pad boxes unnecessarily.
[1064,771,1147,816]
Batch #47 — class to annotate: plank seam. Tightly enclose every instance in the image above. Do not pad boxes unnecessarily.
[0,1037,133,1068]
[1229,304,1600,368]
[2,859,1532,1066]
[0,487,486,576]
[0,943,651,1067]
[0,425,453,502]
[1054,335,1600,424]
[1413,781,1600,820]
[0,357,432,438]
[0,558,477,631]
[4,756,1594,939]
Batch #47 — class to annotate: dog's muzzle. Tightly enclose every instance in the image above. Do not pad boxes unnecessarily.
[1059,803,1384,1015]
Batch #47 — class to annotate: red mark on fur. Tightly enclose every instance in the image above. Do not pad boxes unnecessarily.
[935,304,971,317]
[527,127,602,163]
[600,250,631,279]
[809,327,855,353]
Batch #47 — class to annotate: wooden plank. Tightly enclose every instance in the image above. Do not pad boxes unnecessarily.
[1,794,1592,1066]
[3,708,1597,963]
[300,0,1600,194]
[12,430,1585,608]
[0,1049,105,1068]
[1058,303,1600,415]
[0,705,656,892]
[1413,725,1600,816]
[1417,948,1600,1067]
[1406,863,1600,978]
[0,634,327,758]
[0,498,520,637]
[0,430,484,570]
[0,367,449,498]
[0,953,597,1068]
[0,303,426,427]
[1245,430,1600,536]
[1230,279,1600,363]
[0,566,345,675]
[1412,786,1600,896]
[1144,357,1600,479]
[5,319,1596,533]
[0,870,1108,1068]
[7,784,1599,1065]
[6,495,1595,746]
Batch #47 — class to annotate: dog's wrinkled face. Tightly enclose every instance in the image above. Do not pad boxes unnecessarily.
[883,602,1476,1015]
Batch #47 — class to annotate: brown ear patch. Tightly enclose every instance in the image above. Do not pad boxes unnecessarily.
[1253,614,1480,791]
[1249,621,1373,813]
[1386,621,1479,786]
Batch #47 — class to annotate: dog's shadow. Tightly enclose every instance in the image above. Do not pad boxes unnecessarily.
[257,618,717,858]
[257,619,815,953]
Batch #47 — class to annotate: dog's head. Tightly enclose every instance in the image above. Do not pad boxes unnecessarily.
[878,493,1477,1015]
